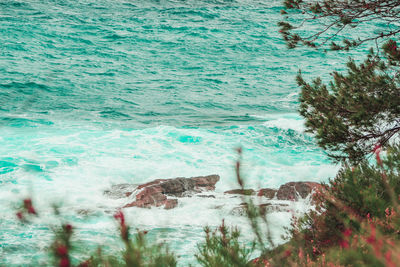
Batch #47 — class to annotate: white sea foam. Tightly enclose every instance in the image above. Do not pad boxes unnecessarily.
[264,118,306,132]
[0,122,336,265]
[250,113,306,132]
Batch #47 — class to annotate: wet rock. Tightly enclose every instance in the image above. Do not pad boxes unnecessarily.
[197,195,216,198]
[164,199,178,209]
[276,182,320,200]
[124,186,166,208]
[137,179,166,190]
[224,189,255,195]
[122,175,220,209]
[230,203,290,216]
[160,178,197,197]
[192,175,220,191]
[257,188,277,199]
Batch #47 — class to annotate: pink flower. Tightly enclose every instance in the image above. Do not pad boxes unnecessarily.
[366,224,376,244]
[23,199,32,208]
[114,210,125,226]
[59,258,70,267]
[16,211,23,220]
[284,249,291,257]
[27,206,36,215]
[64,224,73,234]
[339,239,349,249]
[56,245,68,256]
[385,251,395,267]
[23,198,37,214]
[312,246,317,254]
[373,144,382,165]
[385,207,390,218]
[343,228,352,237]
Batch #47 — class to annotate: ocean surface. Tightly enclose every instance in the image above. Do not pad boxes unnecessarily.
[0,0,377,265]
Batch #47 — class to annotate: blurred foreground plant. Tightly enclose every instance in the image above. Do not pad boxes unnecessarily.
[196,145,400,266]
[196,219,255,267]
[257,144,400,266]
[15,200,176,267]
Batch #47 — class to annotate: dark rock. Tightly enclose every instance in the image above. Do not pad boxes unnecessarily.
[137,179,166,190]
[257,188,277,199]
[122,175,220,209]
[192,175,220,191]
[160,178,197,197]
[224,189,255,195]
[164,199,178,209]
[124,185,166,208]
[197,195,216,198]
[276,182,320,200]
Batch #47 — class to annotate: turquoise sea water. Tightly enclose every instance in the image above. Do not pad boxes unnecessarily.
[0,0,376,265]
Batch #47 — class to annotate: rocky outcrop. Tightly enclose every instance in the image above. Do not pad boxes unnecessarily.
[257,188,277,199]
[224,181,319,201]
[276,181,321,200]
[105,177,319,210]
[224,189,255,195]
[228,181,320,217]
[121,175,220,209]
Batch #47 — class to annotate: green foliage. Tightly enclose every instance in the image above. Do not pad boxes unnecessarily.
[332,152,400,219]
[76,211,177,267]
[279,0,400,163]
[282,145,400,264]
[383,39,400,66]
[297,53,400,163]
[196,221,256,267]
[15,205,176,267]
[279,0,400,50]
[82,230,177,267]
[51,223,74,267]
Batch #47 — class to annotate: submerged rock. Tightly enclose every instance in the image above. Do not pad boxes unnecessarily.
[228,181,320,216]
[224,189,255,195]
[224,181,318,201]
[119,175,220,209]
[230,202,290,216]
[197,195,216,198]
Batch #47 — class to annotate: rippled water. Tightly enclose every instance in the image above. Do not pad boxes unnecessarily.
[0,0,376,265]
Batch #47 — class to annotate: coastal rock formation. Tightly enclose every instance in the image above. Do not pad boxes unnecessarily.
[223,181,320,216]
[121,175,220,209]
[276,181,321,200]
[228,182,320,216]
[257,188,277,199]
[105,177,319,210]
[224,181,320,201]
